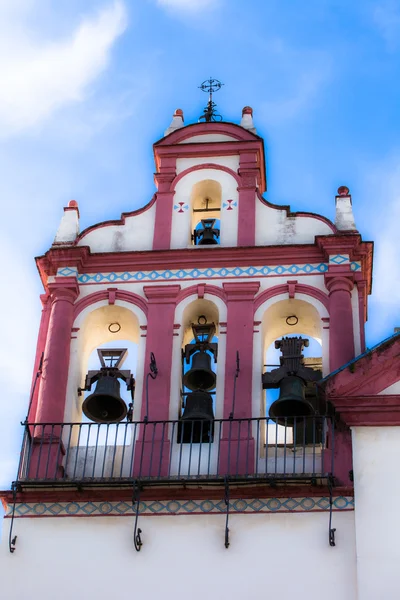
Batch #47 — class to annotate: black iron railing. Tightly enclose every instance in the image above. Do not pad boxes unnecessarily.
[16,416,333,486]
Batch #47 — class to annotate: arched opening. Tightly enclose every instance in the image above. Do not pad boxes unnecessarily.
[255,297,327,475]
[179,299,219,443]
[66,304,141,479]
[190,179,221,245]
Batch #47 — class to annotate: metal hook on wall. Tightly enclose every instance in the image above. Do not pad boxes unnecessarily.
[132,481,143,552]
[8,484,18,554]
[224,478,230,549]
[328,476,336,547]
[144,352,158,423]
[229,351,240,420]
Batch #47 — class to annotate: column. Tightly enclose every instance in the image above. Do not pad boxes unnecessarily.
[325,275,355,372]
[134,284,180,477]
[219,282,260,475]
[30,279,79,479]
[28,293,51,422]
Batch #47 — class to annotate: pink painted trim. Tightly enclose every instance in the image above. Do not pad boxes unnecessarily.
[329,395,400,426]
[171,163,241,189]
[73,289,148,320]
[36,281,79,424]
[76,195,157,244]
[38,244,327,278]
[253,283,329,313]
[176,284,227,306]
[154,121,261,145]
[325,335,400,398]
[222,281,260,423]
[29,294,51,421]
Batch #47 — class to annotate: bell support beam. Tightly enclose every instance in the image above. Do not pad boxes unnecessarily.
[30,277,79,479]
[133,284,181,477]
[219,282,260,475]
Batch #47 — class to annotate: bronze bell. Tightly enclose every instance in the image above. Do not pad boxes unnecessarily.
[197,219,219,245]
[183,350,216,391]
[82,374,127,423]
[180,390,214,443]
[198,228,218,245]
[269,375,315,426]
[181,390,214,421]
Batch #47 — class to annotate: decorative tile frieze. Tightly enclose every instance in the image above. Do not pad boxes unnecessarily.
[57,267,78,277]
[56,263,361,284]
[329,254,350,265]
[6,496,354,518]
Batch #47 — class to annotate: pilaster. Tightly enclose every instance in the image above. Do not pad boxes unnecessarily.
[219,281,260,475]
[152,170,176,250]
[134,284,181,477]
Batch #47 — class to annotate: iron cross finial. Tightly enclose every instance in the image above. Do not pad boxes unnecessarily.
[198,78,224,122]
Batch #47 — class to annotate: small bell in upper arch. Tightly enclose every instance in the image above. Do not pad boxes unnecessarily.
[194,219,220,245]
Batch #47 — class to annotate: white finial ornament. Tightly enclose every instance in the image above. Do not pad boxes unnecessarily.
[240,106,257,134]
[335,186,357,231]
[164,108,185,136]
[53,200,80,245]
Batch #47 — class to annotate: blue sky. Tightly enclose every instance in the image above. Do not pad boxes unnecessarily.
[0,0,399,489]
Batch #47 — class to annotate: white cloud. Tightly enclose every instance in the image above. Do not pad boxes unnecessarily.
[260,68,329,123]
[362,156,400,336]
[156,0,219,12]
[372,0,400,49]
[0,1,127,136]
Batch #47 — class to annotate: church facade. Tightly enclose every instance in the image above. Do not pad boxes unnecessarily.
[1,104,400,600]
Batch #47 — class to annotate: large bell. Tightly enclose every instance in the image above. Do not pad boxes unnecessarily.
[183,351,216,391]
[181,390,214,421]
[269,375,315,426]
[198,228,219,245]
[180,390,214,443]
[82,374,127,423]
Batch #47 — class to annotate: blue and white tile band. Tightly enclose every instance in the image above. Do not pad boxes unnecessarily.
[57,262,361,284]
[6,496,354,518]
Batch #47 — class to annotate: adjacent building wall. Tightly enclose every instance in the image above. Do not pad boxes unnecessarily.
[352,427,400,600]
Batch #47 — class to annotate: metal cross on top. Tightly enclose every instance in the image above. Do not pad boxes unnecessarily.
[198,77,224,122]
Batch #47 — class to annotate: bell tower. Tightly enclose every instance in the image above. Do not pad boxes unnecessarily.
[4,83,400,600]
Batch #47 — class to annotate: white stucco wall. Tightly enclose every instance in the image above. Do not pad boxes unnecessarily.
[379,381,400,394]
[255,200,334,245]
[352,427,400,600]
[176,155,240,175]
[351,288,361,356]
[1,511,356,600]
[77,203,156,252]
[179,133,238,143]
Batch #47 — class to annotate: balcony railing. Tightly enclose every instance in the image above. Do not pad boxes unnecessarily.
[15,416,333,487]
